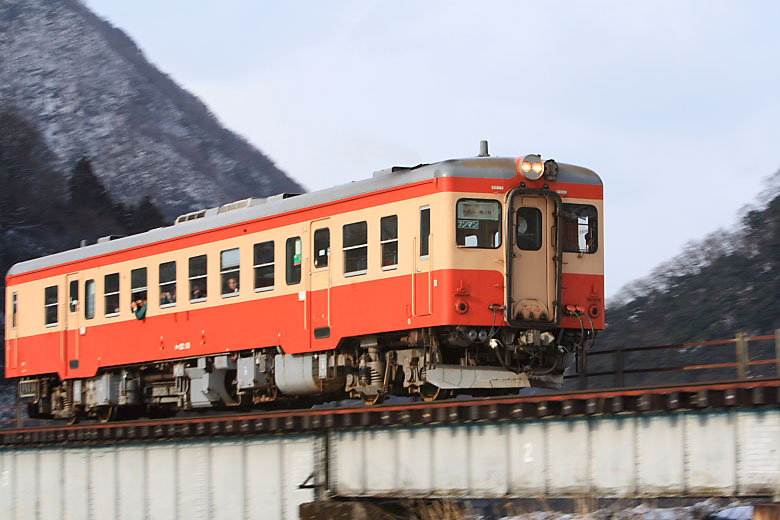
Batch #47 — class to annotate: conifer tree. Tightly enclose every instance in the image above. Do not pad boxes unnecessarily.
[68,157,114,216]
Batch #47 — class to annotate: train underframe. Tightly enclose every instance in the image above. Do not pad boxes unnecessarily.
[20,324,592,423]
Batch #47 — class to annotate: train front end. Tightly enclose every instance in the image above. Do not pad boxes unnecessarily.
[433,153,605,391]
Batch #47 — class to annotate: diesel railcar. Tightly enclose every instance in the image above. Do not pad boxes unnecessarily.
[5,144,604,422]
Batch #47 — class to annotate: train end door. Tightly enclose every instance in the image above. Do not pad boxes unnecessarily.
[506,191,562,327]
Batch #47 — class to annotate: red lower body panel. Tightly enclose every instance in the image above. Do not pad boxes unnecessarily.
[7,269,603,380]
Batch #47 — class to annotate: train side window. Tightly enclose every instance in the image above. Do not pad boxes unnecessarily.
[131,268,147,306]
[12,292,17,328]
[562,203,598,254]
[380,215,398,270]
[254,241,275,291]
[221,248,240,296]
[343,221,367,276]
[69,280,78,313]
[420,206,430,258]
[159,261,176,307]
[313,228,330,268]
[104,273,120,317]
[45,285,58,326]
[516,208,542,251]
[85,280,95,320]
[286,237,302,285]
[189,255,208,302]
[456,199,502,248]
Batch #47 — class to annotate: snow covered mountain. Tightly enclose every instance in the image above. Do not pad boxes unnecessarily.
[0,0,302,219]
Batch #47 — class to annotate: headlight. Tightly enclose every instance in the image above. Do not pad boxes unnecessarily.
[517,154,544,180]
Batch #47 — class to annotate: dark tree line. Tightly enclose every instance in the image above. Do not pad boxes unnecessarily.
[1,109,168,376]
[68,156,165,236]
[581,173,780,386]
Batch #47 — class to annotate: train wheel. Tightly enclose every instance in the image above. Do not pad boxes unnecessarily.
[420,383,441,402]
[96,406,116,424]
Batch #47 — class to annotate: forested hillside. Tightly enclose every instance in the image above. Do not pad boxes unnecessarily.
[1,0,302,219]
[585,171,780,386]
[602,171,779,347]
[0,109,166,384]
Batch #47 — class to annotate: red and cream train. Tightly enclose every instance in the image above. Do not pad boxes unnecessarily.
[5,144,604,421]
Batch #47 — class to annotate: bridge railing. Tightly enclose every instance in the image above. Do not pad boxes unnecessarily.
[0,403,23,429]
[567,329,780,390]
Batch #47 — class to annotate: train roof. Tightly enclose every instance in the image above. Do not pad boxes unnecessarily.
[6,156,601,278]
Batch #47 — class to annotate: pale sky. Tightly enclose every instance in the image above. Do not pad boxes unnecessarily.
[82,0,780,299]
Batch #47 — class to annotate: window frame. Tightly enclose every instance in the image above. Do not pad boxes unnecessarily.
[285,237,302,285]
[380,215,398,270]
[11,292,17,329]
[45,285,58,327]
[313,228,330,269]
[343,221,368,277]
[220,248,241,298]
[104,273,120,317]
[253,241,275,292]
[455,198,502,249]
[68,280,79,313]
[131,267,147,305]
[189,254,208,302]
[515,207,544,251]
[420,206,430,259]
[159,261,177,308]
[561,203,599,254]
[85,279,95,320]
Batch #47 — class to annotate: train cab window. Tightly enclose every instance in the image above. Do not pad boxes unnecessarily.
[159,261,176,307]
[562,204,598,254]
[189,255,208,301]
[286,237,302,285]
[343,221,368,276]
[12,292,17,328]
[254,241,274,291]
[69,280,78,313]
[456,199,501,248]
[45,285,58,326]
[85,279,95,320]
[313,228,330,268]
[516,208,543,251]
[420,207,430,258]
[380,215,398,270]
[221,248,240,296]
[104,273,120,317]
[131,268,147,305]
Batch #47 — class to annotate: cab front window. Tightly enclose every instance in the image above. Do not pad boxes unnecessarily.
[562,203,598,253]
[456,199,501,248]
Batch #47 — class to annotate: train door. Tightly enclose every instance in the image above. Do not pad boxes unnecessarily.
[413,202,432,316]
[309,218,331,345]
[507,192,562,326]
[9,291,18,370]
[64,273,81,375]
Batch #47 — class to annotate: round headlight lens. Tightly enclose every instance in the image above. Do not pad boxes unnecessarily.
[518,154,544,180]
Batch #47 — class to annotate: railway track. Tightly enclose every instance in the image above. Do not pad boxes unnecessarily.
[2,377,778,448]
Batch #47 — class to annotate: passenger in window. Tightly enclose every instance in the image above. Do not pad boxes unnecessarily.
[227,277,239,293]
[192,284,206,299]
[130,296,147,320]
[585,232,594,253]
[161,291,176,305]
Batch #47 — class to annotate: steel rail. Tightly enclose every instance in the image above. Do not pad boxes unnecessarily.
[2,377,778,448]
